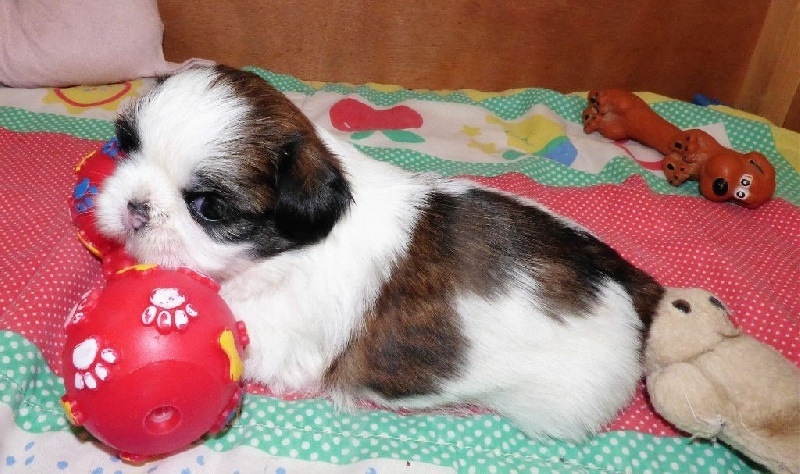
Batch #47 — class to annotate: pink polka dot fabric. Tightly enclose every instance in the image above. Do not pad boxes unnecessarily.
[0,128,104,375]
[1,128,797,439]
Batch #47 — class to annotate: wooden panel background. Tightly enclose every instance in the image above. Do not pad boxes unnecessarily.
[159,0,799,131]
[736,0,800,131]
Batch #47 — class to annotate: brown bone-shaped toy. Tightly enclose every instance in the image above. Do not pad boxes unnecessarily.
[582,89,776,209]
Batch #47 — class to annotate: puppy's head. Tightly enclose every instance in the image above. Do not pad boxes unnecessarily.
[95,65,352,279]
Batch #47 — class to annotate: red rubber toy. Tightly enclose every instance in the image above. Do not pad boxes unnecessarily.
[61,265,249,463]
[69,137,124,261]
[62,138,249,463]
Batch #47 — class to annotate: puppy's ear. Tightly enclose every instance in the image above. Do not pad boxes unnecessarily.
[273,134,353,244]
[114,110,141,154]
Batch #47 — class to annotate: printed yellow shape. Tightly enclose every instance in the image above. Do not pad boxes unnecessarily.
[43,81,144,114]
[632,91,672,105]
[487,114,565,153]
[219,329,244,382]
[466,138,501,155]
[304,81,327,90]
[116,263,158,275]
[772,126,800,173]
[76,232,103,259]
[462,125,502,155]
[462,125,481,137]
[366,82,405,93]
[75,150,97,173]
[61,398,79,425]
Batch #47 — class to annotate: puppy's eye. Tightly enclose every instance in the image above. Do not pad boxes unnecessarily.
[186,193,225,222]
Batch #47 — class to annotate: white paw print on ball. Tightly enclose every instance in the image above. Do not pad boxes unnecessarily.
[72,337,117,390]
[142,287,198,332]
[65,295,89,327]
[65,289,99,327]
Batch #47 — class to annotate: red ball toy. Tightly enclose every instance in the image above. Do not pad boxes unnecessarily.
[61,138,250,463]
[61,265,249,463]
[68,137,124,261]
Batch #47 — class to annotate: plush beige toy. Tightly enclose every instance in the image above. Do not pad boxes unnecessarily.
[645,287,800,474]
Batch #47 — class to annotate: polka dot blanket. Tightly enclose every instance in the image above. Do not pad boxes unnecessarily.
[1,68,799,473]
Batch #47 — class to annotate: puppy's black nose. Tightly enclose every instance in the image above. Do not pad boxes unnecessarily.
[126,200,150,231]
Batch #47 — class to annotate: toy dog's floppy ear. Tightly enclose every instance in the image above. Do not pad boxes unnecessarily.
[740,151,776,208]
[273,134,353,244]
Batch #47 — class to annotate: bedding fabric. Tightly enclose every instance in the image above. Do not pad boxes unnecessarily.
[0,0,211,88]
[1,68,798,473]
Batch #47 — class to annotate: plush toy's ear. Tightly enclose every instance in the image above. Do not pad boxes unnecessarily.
[684,290,740,338]
[273,134,353,244]
[705,298,740,338]
[645,288,738,369]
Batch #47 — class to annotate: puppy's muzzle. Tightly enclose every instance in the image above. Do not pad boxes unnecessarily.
[126,201,150,232]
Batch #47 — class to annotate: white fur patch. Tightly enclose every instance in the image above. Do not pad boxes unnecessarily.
[457,277,642,440]
[95,68,256,279]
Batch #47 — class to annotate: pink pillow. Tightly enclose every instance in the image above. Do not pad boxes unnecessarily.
[0,0,212,88]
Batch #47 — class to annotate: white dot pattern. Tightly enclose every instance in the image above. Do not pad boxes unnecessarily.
[0,105,113,140]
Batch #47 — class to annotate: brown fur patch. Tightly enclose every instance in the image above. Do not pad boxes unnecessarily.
[326,188,664,400]
[186,66,352,251]
[210,65,346,209]
[325,193,468,397]
[756,402,800,438]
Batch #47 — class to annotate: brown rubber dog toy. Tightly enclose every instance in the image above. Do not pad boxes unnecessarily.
[582,89,776,209]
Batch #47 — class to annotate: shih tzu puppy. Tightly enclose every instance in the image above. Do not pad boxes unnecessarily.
[95,65,665,441]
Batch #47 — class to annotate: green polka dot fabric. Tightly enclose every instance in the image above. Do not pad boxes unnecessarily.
[246,67,800,206]
[0,105,114,140]
[1,331,759,473]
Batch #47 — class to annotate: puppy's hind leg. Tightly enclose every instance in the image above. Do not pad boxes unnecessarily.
[485,387,601,442]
